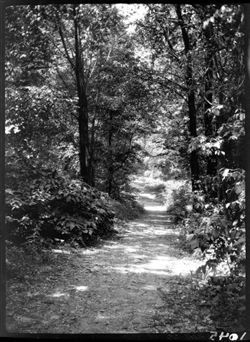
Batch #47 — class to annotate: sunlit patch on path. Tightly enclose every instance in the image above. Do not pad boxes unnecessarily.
[6,179,213,334]
[144,205,167,211]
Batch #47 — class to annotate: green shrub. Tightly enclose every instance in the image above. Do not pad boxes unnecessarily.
[169,169,245,275]
[167,185,193,222]
[197,274,246,330]
[5,170,116,247]
[179,171,245,275]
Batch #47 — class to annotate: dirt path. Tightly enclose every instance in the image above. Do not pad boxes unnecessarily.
[7,183,216,333]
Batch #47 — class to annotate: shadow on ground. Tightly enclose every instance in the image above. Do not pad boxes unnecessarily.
[6,179,215,333]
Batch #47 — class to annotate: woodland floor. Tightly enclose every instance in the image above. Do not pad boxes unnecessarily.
[6,177,219,334]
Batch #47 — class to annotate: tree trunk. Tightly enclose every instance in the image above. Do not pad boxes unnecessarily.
[78,93,91,184]
[176,4,200,191]
[107,110,114,196]
[203,21,217,178]
[188,89,200,191]
[89,117,96,187]
[73,5,92,185]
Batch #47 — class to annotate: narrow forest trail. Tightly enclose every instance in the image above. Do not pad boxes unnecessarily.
[7,177,216,334]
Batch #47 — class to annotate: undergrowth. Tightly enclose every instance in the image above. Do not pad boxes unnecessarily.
[165,169,246,330]
[6,170,116,248]
[5,170,145,280]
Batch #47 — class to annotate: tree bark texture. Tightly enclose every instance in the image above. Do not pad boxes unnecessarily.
[176,4,200,191]
[73,5,92,185]
[107,110,114,197]
[203,20,217,178]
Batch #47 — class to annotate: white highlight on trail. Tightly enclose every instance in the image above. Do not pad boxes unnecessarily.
[144,205,167,212]
[140,193,156,200]
[142,285,157,291]
[110,255,202,276]
[52,249,71,254]
[49,292,69,298]
[81,249,100,255]
[73,286,88,292]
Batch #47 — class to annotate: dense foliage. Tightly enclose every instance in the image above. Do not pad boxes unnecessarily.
[4,3,246,334]
[6,170,116,247]
[137,3,245,276]
[5,4,245,279]
[5,4,149,248]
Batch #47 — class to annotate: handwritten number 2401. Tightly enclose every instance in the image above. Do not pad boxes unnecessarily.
[210,332,246,341]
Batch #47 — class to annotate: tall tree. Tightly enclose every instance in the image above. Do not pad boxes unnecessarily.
[175,4,200,190]
[42,4,124,185]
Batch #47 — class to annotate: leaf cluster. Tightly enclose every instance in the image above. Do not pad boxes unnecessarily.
[170,169,245,274]
[5,171,116,248]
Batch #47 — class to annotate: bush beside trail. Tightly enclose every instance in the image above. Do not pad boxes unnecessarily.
[5,170,116,249]
[165,170,246,330]
[167,170,245,276]
[5,170,146,282]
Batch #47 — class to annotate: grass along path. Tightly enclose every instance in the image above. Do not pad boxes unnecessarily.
[6,178,215,333]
